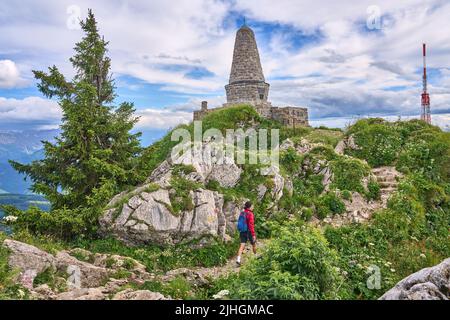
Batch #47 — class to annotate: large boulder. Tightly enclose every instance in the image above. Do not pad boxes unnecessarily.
[380,258,450,300]
[3,240,57,288]
[55,251,111,288]
[2,239,171,300]
[100,188,232,246]
[159,140,242,188]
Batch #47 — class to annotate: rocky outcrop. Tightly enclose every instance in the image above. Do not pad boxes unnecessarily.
[380,259,450,300]
[2,239,170,300]
[113,289,169,300]
[335,134,360,155]
[54,251,111,288]
[261,165,285,204]
[100,187,233,246]
[320,167,401,227]
[3,240,57,288]
[280,138,324,154]
[160,140,243,188]
[99,137,250,247]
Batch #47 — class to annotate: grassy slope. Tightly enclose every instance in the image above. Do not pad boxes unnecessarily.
[0,107,448,300]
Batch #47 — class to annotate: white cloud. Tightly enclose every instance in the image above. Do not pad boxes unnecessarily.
[0,96,61,122]
[0,60,26,88]
[135,109,192,130]
[0,0,449,126]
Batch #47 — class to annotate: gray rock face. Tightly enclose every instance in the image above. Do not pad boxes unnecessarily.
[3,239,57,287]
[113,289,168,300]
[2,239,169,300]
[171,141,242,188]
[100,187,234,246]
[335,134,360,155]
[380,258,450,300]
[261,165,285,203]
[101,142,246,246]
[55,251,111,288]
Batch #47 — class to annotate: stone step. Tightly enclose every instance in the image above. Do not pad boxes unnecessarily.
[376,176,397,183]
[381,187,397,194]
[379,181,398,188]
[371,168,391,173]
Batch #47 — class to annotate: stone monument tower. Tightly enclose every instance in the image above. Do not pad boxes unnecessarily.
[193,24,309,128]
[225,25,270,107]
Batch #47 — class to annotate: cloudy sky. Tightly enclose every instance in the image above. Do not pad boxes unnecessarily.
[1,0,449,140]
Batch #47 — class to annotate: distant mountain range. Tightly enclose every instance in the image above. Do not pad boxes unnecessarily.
[0,130,58,194]
[0,128,167,195]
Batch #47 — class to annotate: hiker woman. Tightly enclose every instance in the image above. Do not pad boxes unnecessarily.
[236,201,256,266]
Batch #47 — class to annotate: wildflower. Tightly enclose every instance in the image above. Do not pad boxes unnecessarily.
[18,289,25,298]
[390,268,396,273]
[3,215,18,223]
[213,290,230,300]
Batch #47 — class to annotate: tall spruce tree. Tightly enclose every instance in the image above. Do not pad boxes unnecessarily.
[10,10,141,214]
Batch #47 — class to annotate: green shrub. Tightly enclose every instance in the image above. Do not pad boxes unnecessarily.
[371,191,426,243]
[280,148,303,174]
[227,223,343,299]
[324,225,396,299]
[316,192,346,219]
[141,276,192,299]
[1,205,93,241]
[347,120,402,167]
[397,130,450,182]
[301,208,314,221]
[168,176,201,214]
[33,267,68,292]
[316,204,330,219]
[330,157,369,193]
[205,179,221,191]
[172,164,196,176]
[341,190,353,201]
[307,145,337,161]
[366,179,381,201]
[72,237,240,273]
[306,129,344,147]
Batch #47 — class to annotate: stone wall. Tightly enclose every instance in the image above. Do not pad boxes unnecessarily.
[193,103,309,128]
[225,81,270,105]
[271,106,309,128]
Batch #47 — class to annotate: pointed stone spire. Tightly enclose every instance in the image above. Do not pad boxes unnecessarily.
[225,25,270,106]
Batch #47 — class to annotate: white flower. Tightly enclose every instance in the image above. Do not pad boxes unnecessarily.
[213,290,230,300]
[18,289,25,298]
[3,215,18,223]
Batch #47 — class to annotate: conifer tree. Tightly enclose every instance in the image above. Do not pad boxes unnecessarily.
[10,10,141,217]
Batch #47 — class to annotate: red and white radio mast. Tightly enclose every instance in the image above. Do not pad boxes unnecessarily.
[421,43,431,124]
